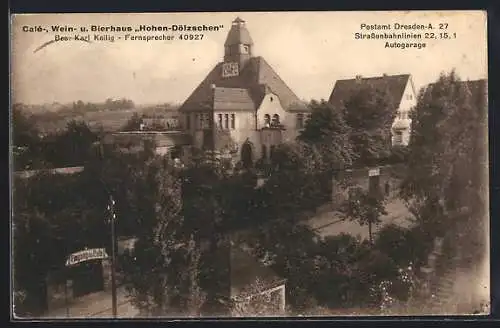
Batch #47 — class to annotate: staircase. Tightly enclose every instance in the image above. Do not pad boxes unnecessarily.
[424,229,485,314]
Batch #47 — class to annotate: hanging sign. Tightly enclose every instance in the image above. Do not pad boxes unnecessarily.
[368,168,380,177]
[65,248,109,267]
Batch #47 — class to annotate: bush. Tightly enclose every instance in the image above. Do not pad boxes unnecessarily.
[389,146,410,164]
[403,225,435,269]
[374,224,412,267]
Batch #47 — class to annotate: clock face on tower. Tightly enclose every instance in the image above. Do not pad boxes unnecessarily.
[222,62,239,78]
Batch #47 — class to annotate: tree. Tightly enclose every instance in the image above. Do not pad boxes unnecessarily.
[12,104,40,147]
[340,186,387,244]
[11,105,45,170]
[343,84,396,167]
[258,142,329,219]
[400,72,485,232]
[123,155,207,316]
[298,99,354,171]
[12,170,111,316]
[55,120,98,166]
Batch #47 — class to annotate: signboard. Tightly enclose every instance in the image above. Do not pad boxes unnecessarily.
[65,248,109,267]
[368,168,380,177]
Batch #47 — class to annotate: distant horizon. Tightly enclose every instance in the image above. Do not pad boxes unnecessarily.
[14,72,488,109]
[12,12,487,108]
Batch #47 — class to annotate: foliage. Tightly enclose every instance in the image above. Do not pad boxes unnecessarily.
[401,71,487,260]
[231,278,284,317]
[298,99,354,171]
[340,186,388,243]
[387,145,410,165]
[123,157,258,316]
[11,106,44,171]
[12,111,100,170]
[401,71,482,209]
[255,141,333,219]
[342,84,396,167]
[12,170,111,314]
[12,105,40,148]
[62,98,135,115]
[122,155,207,316]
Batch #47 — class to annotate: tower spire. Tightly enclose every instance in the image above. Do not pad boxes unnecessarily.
[224,17,253,69]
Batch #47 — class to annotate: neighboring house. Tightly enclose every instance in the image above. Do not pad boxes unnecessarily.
[328,74,417,147]
[178,17,309,166]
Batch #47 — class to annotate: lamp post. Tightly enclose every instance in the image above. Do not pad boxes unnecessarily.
[107,195,118,318]
[99,142,118,318]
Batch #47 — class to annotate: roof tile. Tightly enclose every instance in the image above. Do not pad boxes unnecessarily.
[328,74,411,109]
[179,57,307,113]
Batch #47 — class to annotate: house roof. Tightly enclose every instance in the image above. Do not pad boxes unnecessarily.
[230,245,285,299]
[213,87,256,111]
[224,17,254,46]
[179,56,308,113]
[328,74,411,109]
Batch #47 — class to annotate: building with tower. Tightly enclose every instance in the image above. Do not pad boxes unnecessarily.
[179,17,309,167]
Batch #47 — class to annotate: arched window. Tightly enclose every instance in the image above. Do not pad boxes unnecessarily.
[271,114,280,127]
[264,114,271,128]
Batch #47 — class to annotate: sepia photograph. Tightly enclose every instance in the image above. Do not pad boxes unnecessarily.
[10,11,489,319]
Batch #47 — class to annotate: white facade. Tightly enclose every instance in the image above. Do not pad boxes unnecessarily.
[391,77,417,146]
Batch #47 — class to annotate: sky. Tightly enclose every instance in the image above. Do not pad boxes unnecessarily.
[11,11,487,107]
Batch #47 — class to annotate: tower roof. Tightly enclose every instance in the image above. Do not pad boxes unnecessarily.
[179,56,308,113]
[224,17,254,46]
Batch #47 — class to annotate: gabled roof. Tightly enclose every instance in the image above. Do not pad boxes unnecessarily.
[328,74,411,110]
[179,56,308,113]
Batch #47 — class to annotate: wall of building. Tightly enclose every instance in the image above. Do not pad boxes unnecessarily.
[391,80,417,146]
[256,93,287,130]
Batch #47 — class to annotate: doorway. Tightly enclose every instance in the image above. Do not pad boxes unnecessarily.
[71,260,104,298]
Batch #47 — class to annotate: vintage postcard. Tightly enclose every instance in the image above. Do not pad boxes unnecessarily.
[10,11,489,319]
